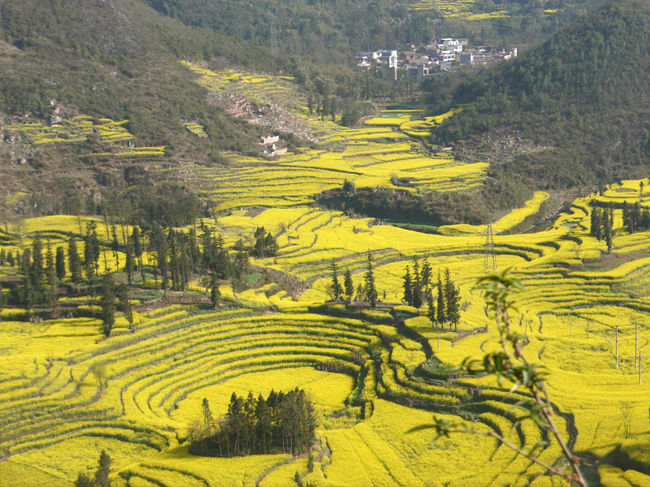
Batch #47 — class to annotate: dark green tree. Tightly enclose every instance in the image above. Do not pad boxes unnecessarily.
[603,208,613,252]
[444,268,461,331]
[83,222,100,279]
[427,291,436,326]
[411,260,423,309]
[94,450,111,487]
[74,473,94,487]
[125,243,135,286]
[30,236,44,290]
[208,273,221,309]
[344,268,354,303]
[100,274,116,338]
[55,247,66,281]
[329,261,343,301]
[363,254,378,308]
[436,272,446,325]
[68,239,82,287]
[403,265,413,305]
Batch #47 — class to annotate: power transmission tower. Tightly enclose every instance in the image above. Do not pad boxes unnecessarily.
[484,221,497,273]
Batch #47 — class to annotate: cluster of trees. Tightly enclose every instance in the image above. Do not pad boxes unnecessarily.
[328,254,378,308]
[307,93,337,122]
[189,389,316,457]
[403,261,461,331]
[2,218,264,328]
[3,235,66,308]
[590,200,650,253]
[252,227,278,258]
[74,450,111,487]
[590,207,614,252]
[621,200,650,234]
[317,184,486,226]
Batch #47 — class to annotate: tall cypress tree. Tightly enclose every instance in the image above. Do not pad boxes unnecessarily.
[94,450,111,487]
[344,269,354,303]
[363,254,378,308]
[603,208,613,252]
[421,258,431,289]
[329,261,343,301]
[55,247,66,281]
[402,265,413,305]
[412,260,423,309]
[83,222,100,279]
[100,274,116,338]
[68,239,82,287]
[444,268,461,331]
[436,272,446,325]
[31,236,44,290]
[427,291,436,328]
[125,243,135,286]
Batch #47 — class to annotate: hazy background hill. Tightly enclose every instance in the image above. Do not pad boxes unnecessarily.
[143,0,605,61]
[427,0,650,192]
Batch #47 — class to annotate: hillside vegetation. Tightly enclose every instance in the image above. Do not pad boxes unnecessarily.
[428,0,650,190]
[143,0,606,60]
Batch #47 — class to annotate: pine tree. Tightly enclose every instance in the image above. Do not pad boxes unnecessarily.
[202,397,215,437]
[0,249,4,266]
[45,243,58,307]
[125,243,135,286]
[436,272,446,325]
[604,208,613,252]
[83,222,100,279]
[402,266,413,305]
[427,291,436,327]
[356,283,364,303]
[421,258,431,288]
[55,247,66,281]
[68,239,82,287]
[411,260,423,309]
[329,261,343,301]
[74,473,94,487]
[591,207,602,240]
[31,236,44,290]
[45,242,56,286]
[363,254,378,308]
[100,274,116,338]
[444,268,461,331]
[111,225,120,267]
[344,269,354,303]
[94,450,111,487]
[7,251,15,267]
[208,273,221,309]
[132,227,143,280]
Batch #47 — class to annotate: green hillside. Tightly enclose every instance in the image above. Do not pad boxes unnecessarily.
[143,0,606,60]
[428,0,650,190]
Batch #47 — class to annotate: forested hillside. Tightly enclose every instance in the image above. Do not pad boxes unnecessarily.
[428,0,650,190]
[143,0,605,61]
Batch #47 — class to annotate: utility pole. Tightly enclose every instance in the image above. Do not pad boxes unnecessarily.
[639,352,642,385]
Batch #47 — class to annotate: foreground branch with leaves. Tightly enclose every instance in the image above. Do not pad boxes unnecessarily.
[409,270,587,486]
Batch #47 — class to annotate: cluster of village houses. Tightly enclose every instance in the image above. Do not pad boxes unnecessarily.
[357,38,518,81]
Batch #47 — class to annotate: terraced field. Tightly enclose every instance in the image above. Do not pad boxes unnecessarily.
[2,69,650,486]
[174,66,488,210]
